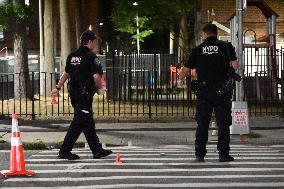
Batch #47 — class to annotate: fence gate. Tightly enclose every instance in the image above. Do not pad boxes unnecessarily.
[243,45,284,116]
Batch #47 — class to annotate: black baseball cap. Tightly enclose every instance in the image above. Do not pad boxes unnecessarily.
[202,23,218,35]
[80,30,96,42]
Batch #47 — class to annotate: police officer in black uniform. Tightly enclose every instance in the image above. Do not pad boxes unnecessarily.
[179,24,238,162]
[51,30,112,160]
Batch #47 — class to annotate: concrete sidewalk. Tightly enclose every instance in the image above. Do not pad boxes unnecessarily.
[0,116,284,149]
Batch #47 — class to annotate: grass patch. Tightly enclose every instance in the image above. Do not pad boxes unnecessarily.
[1,92,282,120]
[248,132,262,138]
[0,94,196,120]
[52,141,63,149]
[0,135,6,143]
[23,139,46,150]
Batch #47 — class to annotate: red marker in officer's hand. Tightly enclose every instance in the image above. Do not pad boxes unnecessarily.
[97,75,107,95]
[51,95,57,104]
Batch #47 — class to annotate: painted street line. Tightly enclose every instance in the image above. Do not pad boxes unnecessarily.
[5,174,284,182]
[2,182,284,189]
[25,161,284,167]
[13,167,284,173]
[25,156,284,162]
[32,153,284,157]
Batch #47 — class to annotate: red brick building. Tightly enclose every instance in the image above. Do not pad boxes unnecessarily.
[196,0,284,46]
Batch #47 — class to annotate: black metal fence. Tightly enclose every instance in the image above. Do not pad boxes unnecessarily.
[0,47,283,119]
[243,46,284,116]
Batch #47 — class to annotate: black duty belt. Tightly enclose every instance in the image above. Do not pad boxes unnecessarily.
[198,81,224,87]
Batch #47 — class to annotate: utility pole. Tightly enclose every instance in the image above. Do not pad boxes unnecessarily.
[39,0,44,95]
[236,0,244,101]
[230,0,250,136]
[133,2,140,54]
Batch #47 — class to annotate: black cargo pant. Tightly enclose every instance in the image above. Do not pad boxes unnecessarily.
[195,83,232,158]
[59,87,102,155]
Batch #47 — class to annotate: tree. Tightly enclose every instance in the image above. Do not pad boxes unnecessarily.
[75,0,83,48]
[43,0,55,93]
[110,0,154,52]
[0,0,33,99]
[59,0,70,74]
[110,0,196,53]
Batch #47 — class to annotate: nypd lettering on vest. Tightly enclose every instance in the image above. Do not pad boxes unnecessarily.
[71,56,81,65]
[202,46,219,55]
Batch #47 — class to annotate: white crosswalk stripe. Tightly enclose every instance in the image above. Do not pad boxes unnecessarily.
[1,144,284,188]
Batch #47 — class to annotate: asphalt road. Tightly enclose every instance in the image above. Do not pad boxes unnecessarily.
[0,145,284,188]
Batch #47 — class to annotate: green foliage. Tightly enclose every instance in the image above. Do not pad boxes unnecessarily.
[110,0,196,50]
[53,141,63,149]
[23,139,46,150]
[111,1,154,46]
[0,2,32,29]
[248,132,262,139]
[0,135,5,143]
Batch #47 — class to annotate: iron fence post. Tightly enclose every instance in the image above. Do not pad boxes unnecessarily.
[31,72,35,120]
[280,70,284,118]
[148,71,152,118]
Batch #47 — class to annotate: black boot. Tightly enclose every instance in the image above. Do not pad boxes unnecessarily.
[194,156,205,162]
[58,152,80,160]
[219,155,234,162]
[93,149,113,159]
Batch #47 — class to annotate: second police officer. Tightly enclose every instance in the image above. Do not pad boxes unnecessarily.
[179,23,238,162]
[51,30,112,160]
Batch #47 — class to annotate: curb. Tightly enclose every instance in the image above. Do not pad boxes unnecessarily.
[1,136,284,151]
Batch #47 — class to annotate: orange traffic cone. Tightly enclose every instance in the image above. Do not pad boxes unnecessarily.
[51,95,57,104]
[0,114,35,177]
[115,153,122,164]
[240,134,248,142]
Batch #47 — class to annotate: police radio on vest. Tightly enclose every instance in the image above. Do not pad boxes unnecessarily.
[203,46,219,55]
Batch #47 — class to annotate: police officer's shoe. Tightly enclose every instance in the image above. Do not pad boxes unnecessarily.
[58,152,80,160]
[93,149,113,159]
[219,155,234,162]
[194,156,205,162]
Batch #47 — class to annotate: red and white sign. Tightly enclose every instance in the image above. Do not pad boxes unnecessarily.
[230,108,250,134]
[230,101,250,135]
[232,109,248,126]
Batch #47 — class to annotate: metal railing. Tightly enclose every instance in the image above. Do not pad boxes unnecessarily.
[0,49,283,119]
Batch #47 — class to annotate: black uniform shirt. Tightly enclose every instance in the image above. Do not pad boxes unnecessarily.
[185,36,237,83]
[65,45,103,88]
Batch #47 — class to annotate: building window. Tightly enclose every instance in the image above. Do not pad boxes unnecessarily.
[219,36,231,42]
[276,34,284,43]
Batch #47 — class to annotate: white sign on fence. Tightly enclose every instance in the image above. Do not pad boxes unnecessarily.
[230,101,250,134]
[0,29,3,41]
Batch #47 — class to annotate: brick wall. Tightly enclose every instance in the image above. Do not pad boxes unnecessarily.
[200,0,284,38]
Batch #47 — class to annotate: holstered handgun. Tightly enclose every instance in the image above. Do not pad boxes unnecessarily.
[190,80,200,92]
[227,67,242,82]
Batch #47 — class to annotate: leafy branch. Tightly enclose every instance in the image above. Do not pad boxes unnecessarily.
[0,2,32,29]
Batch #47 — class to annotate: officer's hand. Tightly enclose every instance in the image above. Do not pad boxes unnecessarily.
[51,88,59,96]
[230,60,238,70]
[97,87,107,95]
[96,80,107,95]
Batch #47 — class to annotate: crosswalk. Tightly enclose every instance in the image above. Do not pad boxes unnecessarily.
[1,144,284,188]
